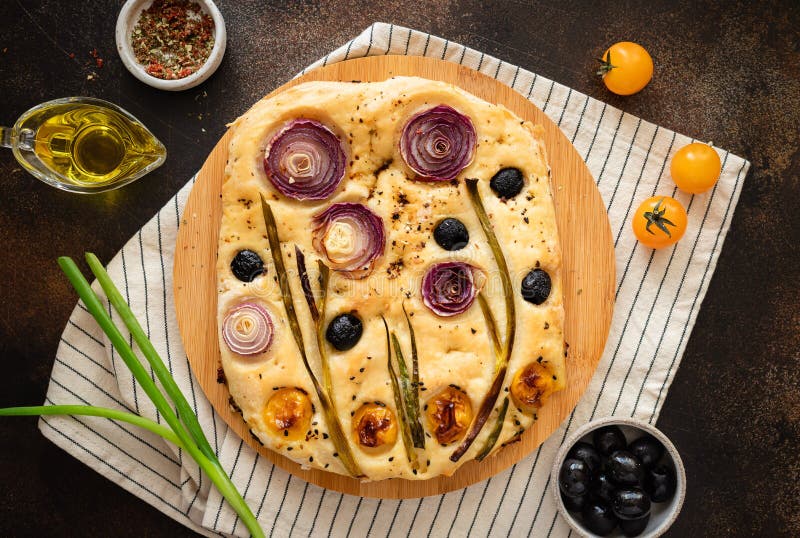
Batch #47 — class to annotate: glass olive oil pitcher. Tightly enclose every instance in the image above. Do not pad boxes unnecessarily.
[1,97,166,193]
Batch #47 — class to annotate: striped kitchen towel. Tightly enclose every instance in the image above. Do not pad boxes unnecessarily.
[41,22,749,537]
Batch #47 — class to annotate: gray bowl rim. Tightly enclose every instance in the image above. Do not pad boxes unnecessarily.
[115,0,227,91]
[550,416,687,538]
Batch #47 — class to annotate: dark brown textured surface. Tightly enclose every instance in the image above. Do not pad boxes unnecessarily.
[0,1,797,536]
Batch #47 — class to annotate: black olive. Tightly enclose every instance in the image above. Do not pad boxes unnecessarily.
[325,313,363,351]
[490,167,524,199]
[611,487,651,520]
[593,425,627,456]
[645,463,676,502]
[230,249,265,282]
[580,500,618,536]
[433,218,469,251]
[590,471,617,504]
[521,268,551,305]
[567,441,601,475]
[561,492,587,512]
[558,458,591,498]
[628,435,665,469]
[619,514,650,537]
[607,450,645,486]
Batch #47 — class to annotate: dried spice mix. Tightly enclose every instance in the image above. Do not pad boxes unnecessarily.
[131,0,215,80]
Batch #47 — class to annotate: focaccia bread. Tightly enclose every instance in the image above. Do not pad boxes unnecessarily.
[216,77,565,481]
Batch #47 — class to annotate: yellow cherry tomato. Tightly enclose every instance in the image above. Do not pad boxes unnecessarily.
[263,387,312,441]
[510,361,552,411]
[598,42,653,95]
[352,403,398,449]
[632,196,687,249]
[425,386,473,445]
[670,142,721,194]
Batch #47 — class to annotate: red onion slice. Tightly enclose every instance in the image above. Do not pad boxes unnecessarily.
[422,262,480,317]
[264,119,346,200]
[400,105,477,181]
[312,203,385,279]
[222,302,274,355]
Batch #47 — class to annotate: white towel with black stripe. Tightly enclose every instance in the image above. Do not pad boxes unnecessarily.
[41,23,749,537]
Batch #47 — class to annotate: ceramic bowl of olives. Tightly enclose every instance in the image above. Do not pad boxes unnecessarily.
[551,417,686,537]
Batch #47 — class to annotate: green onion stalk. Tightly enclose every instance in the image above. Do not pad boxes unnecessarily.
[476,293,502,367]
[450,179,517,463]
[260,196,361,478]
[314,259,335,397]
[475,397,509,462]
[382,316,419,470]
[400,304,425,449]
[389,329,425,449]
[295,244,363,477]
[0,256,265,538]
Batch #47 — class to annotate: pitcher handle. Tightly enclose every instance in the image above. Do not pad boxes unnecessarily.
[0,126,12,149]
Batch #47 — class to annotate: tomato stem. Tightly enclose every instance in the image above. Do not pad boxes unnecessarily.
[596,51,618,76]
[643,198,677,237]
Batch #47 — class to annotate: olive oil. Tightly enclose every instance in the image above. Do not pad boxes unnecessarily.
[2,97,166,193]
[31,103,164,185]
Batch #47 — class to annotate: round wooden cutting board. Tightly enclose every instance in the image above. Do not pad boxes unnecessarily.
[174,55,615,499]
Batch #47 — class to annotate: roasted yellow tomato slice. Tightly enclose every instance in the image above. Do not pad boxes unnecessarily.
[511,361,552,411]
[425,386,473,445]
[352,402,398,449]
[263,387,313,441]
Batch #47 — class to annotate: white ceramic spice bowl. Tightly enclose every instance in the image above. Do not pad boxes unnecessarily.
[115,0,227,91]
[551,417,686,538]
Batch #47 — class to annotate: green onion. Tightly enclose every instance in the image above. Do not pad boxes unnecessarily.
[260,196,361,477]
[85,252,216,461]
[42,257,265,537]
[83,253,265,532]
[450,179,517,463]
[471,292,510,462]
[295,249,362,476]
[260,196,308,359]
[450,371,506,462]
[475,397,509,461]
[59,257,185,437]
[465,179,516,361]
[313,260,333,396]
[382,316,419,469]
[294,248,331,394]
[477,292,502,366]
[389,330,425,449]
[0,405,183,448]
[294,245,320,323]
[17,400,251,529]
[402,304,420,401]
